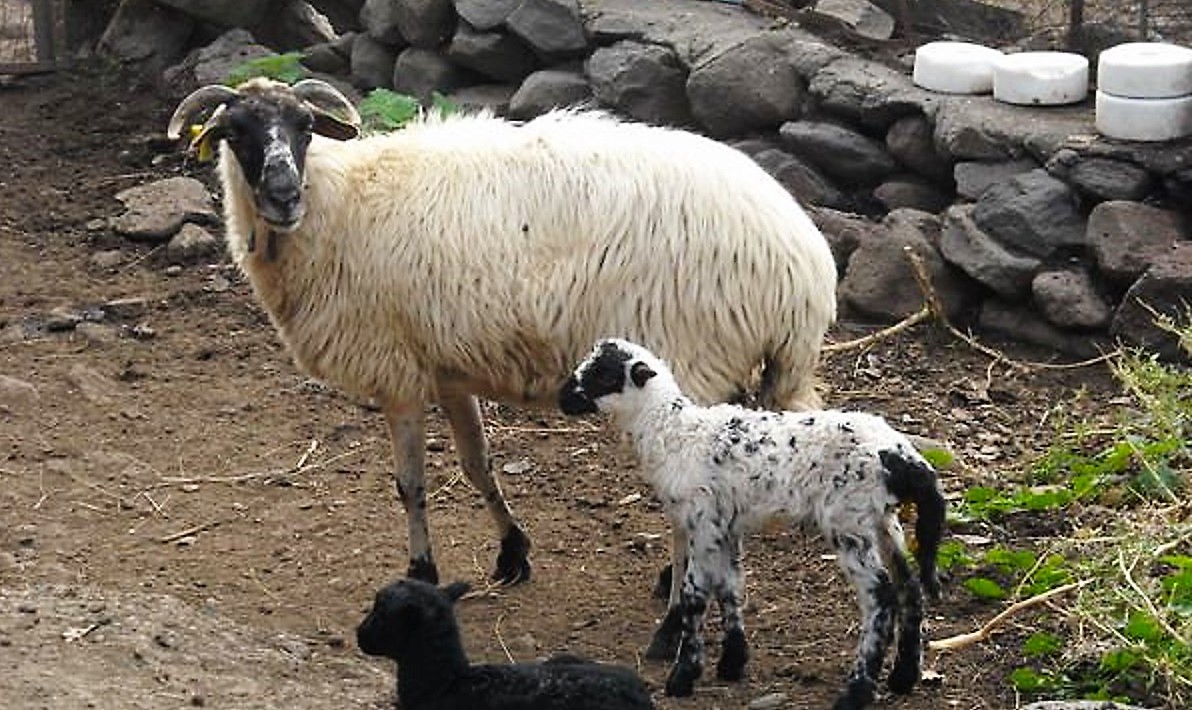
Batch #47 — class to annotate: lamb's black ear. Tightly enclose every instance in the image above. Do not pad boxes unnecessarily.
[630,361,656,388]
[443,581,470,603]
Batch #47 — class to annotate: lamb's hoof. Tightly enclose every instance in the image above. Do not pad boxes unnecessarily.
[664,663,700,697]
[406,555,439,585]
[492,527,532,585]
[653,563,673,600]
[886,659,919,695]
[716,628,748,681]
[645,608,683,660]
[645,632,679,661]
[832,676,876,710]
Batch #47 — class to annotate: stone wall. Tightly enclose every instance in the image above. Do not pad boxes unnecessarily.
[97,0,1192,360]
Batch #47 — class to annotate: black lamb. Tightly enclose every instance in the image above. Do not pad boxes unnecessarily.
[357,578,656,710]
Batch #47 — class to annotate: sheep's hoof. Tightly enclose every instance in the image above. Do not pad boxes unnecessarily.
[832,675,876,710]
[664,663,700,697]
[886,657,920,695]
[645,608,683,660]
[716,628,748,681]
[492,527,532,585]
[406,555,439,585]
[652,564,673,599]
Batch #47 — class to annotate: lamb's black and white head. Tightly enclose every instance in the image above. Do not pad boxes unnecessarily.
[167,77,360,232]
[356,578,470,661]
[558,338,673,417]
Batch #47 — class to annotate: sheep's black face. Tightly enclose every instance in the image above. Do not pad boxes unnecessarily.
[356,579,468,660]
[559,339,657,415]
[221,92,315,232]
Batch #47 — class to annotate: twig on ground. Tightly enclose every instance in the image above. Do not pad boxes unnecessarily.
[428,471,465,502]
[1118,550,1186,644]
[822,305,930,355]
[827,246,1123,372]
[159,519,222,543]
[293,439,319,470]
[153,444,373,488]
[250,567,283,604]
[929,580,1092,652]
[495,612,514,663]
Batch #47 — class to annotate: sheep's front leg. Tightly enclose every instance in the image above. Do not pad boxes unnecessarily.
[384,403,438,584]
[438,388,531,584]
[646,526,688,660]
[664,567,709,697]
[833,535,898,710]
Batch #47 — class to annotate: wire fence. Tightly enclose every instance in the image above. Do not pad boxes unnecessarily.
[0,0,65,73]
[989,0,1192,45]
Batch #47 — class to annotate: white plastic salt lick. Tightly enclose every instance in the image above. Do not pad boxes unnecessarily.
[913,41,1004,94]
[993,51,1089,106]
[1097,42,1192,99]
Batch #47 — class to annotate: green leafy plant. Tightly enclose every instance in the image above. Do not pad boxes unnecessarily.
[358,89,459,134]
[224,52,308,86]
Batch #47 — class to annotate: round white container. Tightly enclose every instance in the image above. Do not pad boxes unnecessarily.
[993,52,1089,106]
[913,41,1004,94]
[1097,42,1192,99]
[1095,90,1192,141]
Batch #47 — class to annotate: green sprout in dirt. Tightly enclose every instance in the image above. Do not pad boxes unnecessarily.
[945,316,1191,707]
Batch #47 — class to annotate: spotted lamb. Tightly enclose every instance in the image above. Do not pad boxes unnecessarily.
[558,338,946,710]
[357,578,655,710]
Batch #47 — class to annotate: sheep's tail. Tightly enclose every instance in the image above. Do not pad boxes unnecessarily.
[879,449,945,601]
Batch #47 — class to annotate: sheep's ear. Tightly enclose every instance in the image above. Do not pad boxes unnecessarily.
[630,362,656,388]
[443,581,470,603]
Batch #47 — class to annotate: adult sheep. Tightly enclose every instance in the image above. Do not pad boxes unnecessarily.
[167,77,838,587]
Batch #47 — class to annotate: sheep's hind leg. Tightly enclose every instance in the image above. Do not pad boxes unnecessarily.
[715,537,749,682]
[832,535,898,710]
[886,546,924,695]
[439,389,531,584]
[384,404,438,584]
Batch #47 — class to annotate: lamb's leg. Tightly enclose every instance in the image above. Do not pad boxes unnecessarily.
[664,556,711,697]
[438,389,531,584]
[715,537,749,682]
[886,545,924,694]
[384,403,437,584]
[646,526,688,660]
[832,534,898,710]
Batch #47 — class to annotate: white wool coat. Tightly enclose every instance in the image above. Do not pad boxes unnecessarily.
[220,110,837,409]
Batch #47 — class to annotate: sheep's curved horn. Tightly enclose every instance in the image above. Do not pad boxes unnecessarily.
[167,85,240,140]
[292,79,361,140]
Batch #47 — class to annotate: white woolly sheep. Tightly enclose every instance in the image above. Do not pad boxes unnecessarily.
[357,578,656,709]
[166,78,838,588]
[559,338,946,710]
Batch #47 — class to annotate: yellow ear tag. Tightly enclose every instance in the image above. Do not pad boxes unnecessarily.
[187,124,215,163]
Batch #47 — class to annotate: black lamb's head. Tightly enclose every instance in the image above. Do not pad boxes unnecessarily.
[166,78,360,232]
[356,578,469,660]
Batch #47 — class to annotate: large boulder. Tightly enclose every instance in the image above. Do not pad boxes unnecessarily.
[778,120,898,186]
[447,23,538,84]
[392,47,474,101]
[350,33,399,90]
[456,0,520,31]
[393,0,456,49]
[155,0,271,27]
[971,169,1086,258]
[940,204,1040,300]
[507,0,588,57]
[686,34,804,138]
[252,1,337,51]
[587,41,692,126]
[508,68,592,119]
[360,0,406,45]
[98,0,194,71]
[164,28,274,90]
[1032,268,1113,330]
[953,159,1038,201]
[749,148,850,211]
[885,114,952,184]
[1087,201,1187,286]
[1110,244,1192,361]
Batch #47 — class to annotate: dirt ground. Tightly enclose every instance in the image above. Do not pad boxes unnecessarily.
[0,70,1129,709]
